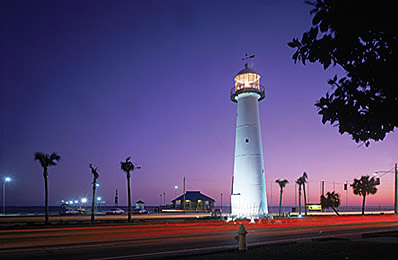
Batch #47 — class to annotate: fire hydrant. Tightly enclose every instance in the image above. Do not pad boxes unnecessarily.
[234,224,248,251]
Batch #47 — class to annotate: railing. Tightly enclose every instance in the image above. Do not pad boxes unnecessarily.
[230,85,265,102]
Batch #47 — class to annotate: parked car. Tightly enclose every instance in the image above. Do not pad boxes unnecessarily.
[106,208,125,215]
[59,208,80,216]
[76,207,88,215]
[59,203,81,215]
[133,209,149,215]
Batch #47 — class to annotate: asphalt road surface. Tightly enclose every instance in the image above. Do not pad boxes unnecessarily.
[1,215,398,259]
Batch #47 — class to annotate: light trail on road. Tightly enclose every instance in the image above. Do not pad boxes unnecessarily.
[0,215,397,259]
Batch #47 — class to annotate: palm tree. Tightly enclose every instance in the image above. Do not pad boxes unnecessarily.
[320,191,341,216]
[352,176,378,215]
[34,152,61,224]
[120,157,141,222]
[89,164,99,223]
[275,179,289,217]
[295,177,303,216]
[301,172,308,216]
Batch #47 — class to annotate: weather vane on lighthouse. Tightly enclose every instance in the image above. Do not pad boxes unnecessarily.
[230,54,269,219]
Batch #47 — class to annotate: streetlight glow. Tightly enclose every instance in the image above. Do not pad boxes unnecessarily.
[97,197,101,201]
[81,198,87,203]
[3,177,12,215]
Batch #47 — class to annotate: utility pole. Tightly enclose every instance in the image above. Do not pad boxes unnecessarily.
[321,181,325,212]
[345,182,348,208]
[395,163,397,214]
[163,192,165,207]
[115,189,118,207]
[183,177,186,213]
[321,181,325,196]
[307,181,310,205]
[270,181,272,208]
[220,193,223,210]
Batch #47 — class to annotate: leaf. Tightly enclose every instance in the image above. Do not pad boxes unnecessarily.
[312,10,325,26]
[323,58,331,70]
[288,41,297,48]
[309,27,318,39]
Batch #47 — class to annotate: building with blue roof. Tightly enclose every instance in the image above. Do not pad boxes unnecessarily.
[171,191,215,211]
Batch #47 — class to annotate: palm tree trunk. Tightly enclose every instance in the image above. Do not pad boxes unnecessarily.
[127,175,132,222]
[43,168,49,225]
[298,185,302,215]
[279,189,283,217]
[91,180,96,223]
[362,195,366,215]
[303,183,307,216]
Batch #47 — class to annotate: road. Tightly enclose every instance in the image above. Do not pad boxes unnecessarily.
[0,213,211,225]
[0,215,397,259]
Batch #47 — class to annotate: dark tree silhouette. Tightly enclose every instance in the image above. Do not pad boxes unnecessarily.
[301,172,308,216]
[275,179,289,217]
[89,164,99,223]
[288,0,398,146]
[120,157,141,222]
[352,176,378,215]
[295,177,304,216]
[34,152,61,224]
[320,191,341,216]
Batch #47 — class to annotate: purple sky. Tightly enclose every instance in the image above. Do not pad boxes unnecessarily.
[1,0,397,208]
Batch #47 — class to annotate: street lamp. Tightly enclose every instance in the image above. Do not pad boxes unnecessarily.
[220,193,223,211]
[2,177,11,215]
[97,197,102,211]
[174,185,178,208]
[163,192,166,207]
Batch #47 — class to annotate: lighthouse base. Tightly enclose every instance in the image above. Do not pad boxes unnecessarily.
[231,193,268,219]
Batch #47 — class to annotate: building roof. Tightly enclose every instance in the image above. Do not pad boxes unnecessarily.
[172,191,215,202]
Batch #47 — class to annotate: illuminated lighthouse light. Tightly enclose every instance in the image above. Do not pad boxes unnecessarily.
[230,62,268,219]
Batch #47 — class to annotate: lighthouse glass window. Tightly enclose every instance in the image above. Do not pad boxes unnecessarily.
[234,73,260,92]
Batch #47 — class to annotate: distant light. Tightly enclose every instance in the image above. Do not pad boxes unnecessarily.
[174,185,178,189]
[74,200,78,204]
[65,201,69,204]
[298,214,302,218]
[4,177,11,182]
[61,200,65,203]
[97,197,101,201]
[69,201,74,204]
[81,198,87,203]
[96,183,100,187]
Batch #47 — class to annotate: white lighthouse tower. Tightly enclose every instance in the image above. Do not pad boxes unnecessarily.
[230,62,268,219]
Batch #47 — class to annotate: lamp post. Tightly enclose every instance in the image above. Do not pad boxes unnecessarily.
[220,193,223,211]
[97,197,101,212]
[163,192,166,207]
[174,186,178,208]
[3,177,11,215]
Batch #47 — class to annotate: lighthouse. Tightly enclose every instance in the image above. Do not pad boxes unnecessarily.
[230,63,268,219]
